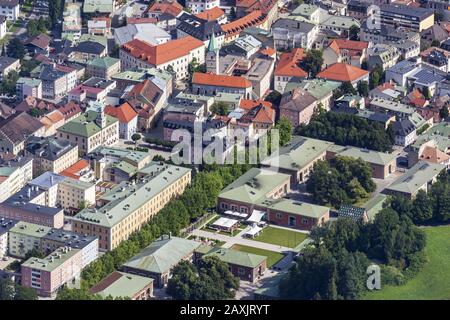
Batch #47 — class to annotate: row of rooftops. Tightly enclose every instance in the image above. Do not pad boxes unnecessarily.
[72,162,191,228]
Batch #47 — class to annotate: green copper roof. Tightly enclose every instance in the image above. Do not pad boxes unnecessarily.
[261,136,333,172]
[57,110,118,138]
[91,272,153,299]
[22,247,81,272]
[327,145,397,166]
[412,122,450,152]
[60,177,95,191]
[9,221,51,238]
[124,236,201,274]
[208,32,219,52]
[363,194,387,221]
[257,197,329,218]
[78,34,108,48]
[0,166,18,177]
[219,168,291,205]
[111,161,137,176]
[88,56,120,69]
[197,246,267,268]
[385,161,445,195]
[72,163,191,227]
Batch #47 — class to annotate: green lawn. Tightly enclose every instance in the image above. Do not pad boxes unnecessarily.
[364,226,450,300]
[231,244,284,268]
[253,226,308,248]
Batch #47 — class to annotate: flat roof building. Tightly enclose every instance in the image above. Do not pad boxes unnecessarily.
[383,161,445,199]
[21,246,83,297]
[261,136,333,184]
[72,163,191,251]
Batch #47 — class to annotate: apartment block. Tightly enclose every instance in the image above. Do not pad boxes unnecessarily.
[25,137,79,177]
[71,163,191,251]
[8,221,52,258]
[21,246,83,297]
[0,157,33,202]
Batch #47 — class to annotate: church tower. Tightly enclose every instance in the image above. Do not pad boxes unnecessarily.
[206,33,220,74]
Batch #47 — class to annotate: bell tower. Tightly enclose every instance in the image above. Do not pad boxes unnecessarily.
[206,33,220,74]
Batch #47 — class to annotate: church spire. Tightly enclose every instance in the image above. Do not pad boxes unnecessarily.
[207,32,219,53]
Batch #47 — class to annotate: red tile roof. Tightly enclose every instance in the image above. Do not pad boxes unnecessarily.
[259,47,276,58]
[317,63,369,82]
[237,0,277,15]
[275,48,307,78]
[221,10,267,38]
[121,37,204,66]
[328,39,368,58]
[127,17,158,24]
[105,102,138,123]
[420,146,450,164]
[25,34,51,50]
[148,1,183,17]
[240,99,273,110]
[195,6,225,21]
[60,159,90,180]
[334,39,369,51]
[57,102,82,120]
[192,72,252,89]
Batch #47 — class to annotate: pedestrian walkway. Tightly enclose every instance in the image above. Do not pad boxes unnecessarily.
[190,229,291,253]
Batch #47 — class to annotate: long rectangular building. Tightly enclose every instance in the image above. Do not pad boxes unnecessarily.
[71,163,191,251]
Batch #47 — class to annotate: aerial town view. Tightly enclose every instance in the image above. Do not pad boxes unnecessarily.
[0,0,449,310]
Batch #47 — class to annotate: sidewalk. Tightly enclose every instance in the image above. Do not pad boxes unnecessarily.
[191,228,291,253]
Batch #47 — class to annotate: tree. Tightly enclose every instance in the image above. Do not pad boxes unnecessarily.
[20,59,41,77]
[78,200,90,210]
[187,58,206,85]
[431,40,441,48]
[349,25,360,41]
[27,17,48,36]
[0,71,19,96]
[422,87,432,100]
[264,90,282,107]
[412,190,433,224]
[131,133,141,146]
[0,278,14,300]
[24,248,45,260]
[369,65,383,89]
[49,0,62,29]
[6,38,25,59]
[27,19,39,36]
[295,111,394,152]
[275,117,292,146]
[229,7,237,21]
[167,257,239,300]
[152,155,166,162]
[57,287,104,300]
[439,106,449,120]
[166,65,175,75]
[306,157,375,207]
[435,11,444,22]
[210,101,229,116]
[357,81,369,97]
[280,246,337,300]
[14,285,38,300]
[301,49,323,77]
[430,181,450,222]
[340,82,357,95]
